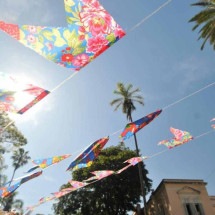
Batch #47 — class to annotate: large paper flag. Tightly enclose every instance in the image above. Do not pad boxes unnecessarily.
[120,109,162,140]
[0,72,49,114]
[158,127,193,149]
[67,136,109,171]
[0,0,125,71]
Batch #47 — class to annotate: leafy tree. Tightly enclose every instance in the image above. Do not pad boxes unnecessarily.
[53,144,152,215]
[189,0,215,50]
[0,113,27,148]
[110,82,148,214]
[110,83,144,121]
[0,112,29,212]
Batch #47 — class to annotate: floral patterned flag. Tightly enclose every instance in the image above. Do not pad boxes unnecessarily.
[115,164,132,174]
[124,157,143,166]
[69,180,88,189]
[52,187,76,198]
[24,205,39,215]
[67,136,109,171]
[90,170,115,180]
[158,127,193,149]
[0,181,21,198]
[38,196,56,204]
[0,0,125,71]
[120,109,162,140]
[116,157,145,174]
[0,72,49,114]
[33,154,71,168]
[27,154,71,172]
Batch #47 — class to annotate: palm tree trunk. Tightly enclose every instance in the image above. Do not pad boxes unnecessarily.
[130,115,148,215]
[8,167,17,187]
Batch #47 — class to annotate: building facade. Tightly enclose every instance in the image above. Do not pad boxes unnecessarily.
[146,179,215,215]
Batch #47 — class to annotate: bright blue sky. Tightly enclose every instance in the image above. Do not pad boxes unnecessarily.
[0,0,215,214]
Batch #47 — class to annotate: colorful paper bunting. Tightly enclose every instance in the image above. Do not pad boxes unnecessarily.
[39,196,56,204]
[25,156,144,211]
[124,157,143,166]
[69,180,88,189]
[0,0,125,71]
[20,171,42,185]
[90,170,115,180]
[29,154,71,171]
[0,72,49,114]
[158,127,193,149]
[51,189,73,199]
[120,109,162,140]
[116,164,132,174]
[67,136,109,171]
[0,181,21,198]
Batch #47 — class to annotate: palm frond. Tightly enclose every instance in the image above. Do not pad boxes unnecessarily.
[190,1,215,49]
[110,83,144,120]
[191,2,214,7]
[110,98,123,106]
[128,88,141,97]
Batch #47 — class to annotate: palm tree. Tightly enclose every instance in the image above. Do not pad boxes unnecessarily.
[189,0,215,50]
[110,82,148,215]
[9,148,30,185]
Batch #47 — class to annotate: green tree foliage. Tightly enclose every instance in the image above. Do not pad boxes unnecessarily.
[189,0,215,50]
[53,144,152,215]
[0,112,29,213]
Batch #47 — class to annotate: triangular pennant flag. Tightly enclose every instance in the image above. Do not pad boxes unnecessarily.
[0,72,49,114]
[120,110,162,140]
[0,0,125,71]
[67,137,109,171]
[158,127,193,149]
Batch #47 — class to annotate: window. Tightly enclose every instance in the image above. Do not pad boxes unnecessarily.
[194,203,205,215]
[184,203,205,215]
[185,204,192,215]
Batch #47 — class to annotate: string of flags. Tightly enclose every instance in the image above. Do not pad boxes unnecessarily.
[23,122,215,213]
[0,108,214,200]
[23,156,144,214]
[0,110,161,198]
